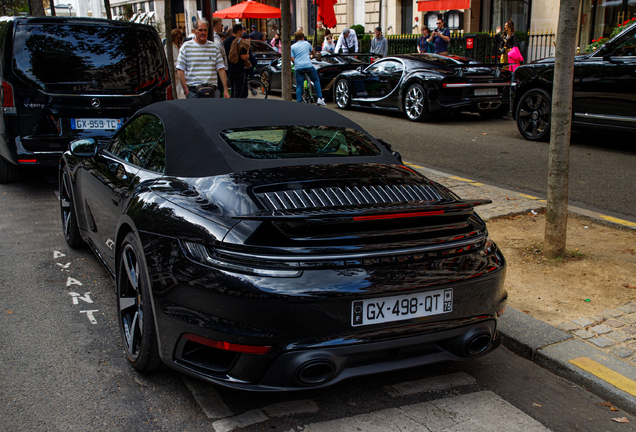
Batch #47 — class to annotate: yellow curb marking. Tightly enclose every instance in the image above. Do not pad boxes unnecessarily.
[600,215,636,228]
[519,194,541,200]
[448,176,484,186]
[570,357,636,397]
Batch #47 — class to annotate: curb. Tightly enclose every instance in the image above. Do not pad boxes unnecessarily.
[499,307,636,416]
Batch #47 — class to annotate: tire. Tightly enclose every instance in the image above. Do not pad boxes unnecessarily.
[403,83,431,122]
[117,232,162,372]
[246,78,268,99]
[0,156,20,184]
[334,79,351,109]
[60,169,83,248]
[302,81,316,104]
[515,88,551,142]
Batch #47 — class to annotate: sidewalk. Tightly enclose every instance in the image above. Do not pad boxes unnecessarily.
[407,161,636,416]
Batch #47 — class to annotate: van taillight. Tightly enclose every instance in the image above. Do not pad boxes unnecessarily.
[2,80,16,113]
[166,84,173,101]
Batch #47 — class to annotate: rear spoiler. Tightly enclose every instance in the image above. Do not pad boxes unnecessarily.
[233,199,492,221]
[443,63,512,78]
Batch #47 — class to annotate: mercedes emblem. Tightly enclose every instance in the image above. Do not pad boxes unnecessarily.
[91,98,100,108]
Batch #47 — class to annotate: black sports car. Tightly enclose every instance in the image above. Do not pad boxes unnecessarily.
[250,40,281,76]
[260,52,367,98]
[511,21,636,142]
[60,99,507,391]
[334,54,512,122]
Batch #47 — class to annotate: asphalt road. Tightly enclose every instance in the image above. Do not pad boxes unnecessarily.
[1,157,635,431]
[331,105,636,222]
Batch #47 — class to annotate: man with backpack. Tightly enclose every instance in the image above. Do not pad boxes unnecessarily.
[223,23,251,98]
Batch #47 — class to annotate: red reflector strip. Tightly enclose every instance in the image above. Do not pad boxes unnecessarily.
[183,334,271,355]
[17,159,38,164]
[353,210,444,221]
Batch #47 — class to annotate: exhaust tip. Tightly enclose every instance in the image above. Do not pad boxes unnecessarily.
[466,333,492,356]
[296,361,336,385]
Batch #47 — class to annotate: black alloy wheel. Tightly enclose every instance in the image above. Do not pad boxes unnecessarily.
[516,88,551,141]
[60,169,83,248]
[117,232,162,372]
[404,83,431,122]
[334,79,351,109]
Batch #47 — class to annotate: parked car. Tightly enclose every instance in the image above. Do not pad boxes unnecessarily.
[511,22,636,141]
[260,52,367,98]
[333,53,512,122]
[60,99,507,391]
[0,16,172,183]
[250,40,281,76]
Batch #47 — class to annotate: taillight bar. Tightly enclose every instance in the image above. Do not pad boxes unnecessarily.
[353,210,444,221]
[2,79,16,114]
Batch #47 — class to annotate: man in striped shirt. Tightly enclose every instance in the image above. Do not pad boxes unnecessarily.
[177,18,230,98]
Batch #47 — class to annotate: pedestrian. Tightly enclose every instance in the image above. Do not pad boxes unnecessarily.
[428,18,450,55]
[166,28,184,99]
[212,17,229,97]
[417,26,434,53]
[176,18,229,98]
[334,27,358,54]
[249,24,265,41]
[315,20,326,50]
[322,33,335,52]
[499,20,517,70]
[370,26,388,59]
[290,31,326,106]
[271,30,281,53]
[270,24,279,40]
[223,23,251,98]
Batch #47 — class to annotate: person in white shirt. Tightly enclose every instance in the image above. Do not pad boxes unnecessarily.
[334,27,358,54]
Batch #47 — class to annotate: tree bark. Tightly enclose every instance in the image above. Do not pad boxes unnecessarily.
[280,0,292,101]
[30,0,45,16]
[164,0,177,100]
[544,0,581,258]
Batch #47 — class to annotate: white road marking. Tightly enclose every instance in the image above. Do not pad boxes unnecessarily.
[53,251,66,258]
[69,292,93,305]
[80,310,99,324]
[262,399,319,417]
[56,262,71,269]
[181,376,233,419]
[386,372,477,397]
[297,391,550,432]
[212,409,268,432]
[66,277,82,287]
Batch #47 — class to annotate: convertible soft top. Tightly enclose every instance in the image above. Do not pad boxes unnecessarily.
[138,99,398,178]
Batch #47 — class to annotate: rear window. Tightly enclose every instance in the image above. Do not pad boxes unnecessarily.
[220,126,382,159]
[13,23,166,94]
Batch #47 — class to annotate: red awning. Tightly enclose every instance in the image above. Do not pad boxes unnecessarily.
[315,0,337,29]
[417,0,470,12]
[213,1,281,19]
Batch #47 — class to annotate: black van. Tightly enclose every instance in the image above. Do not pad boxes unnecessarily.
[0,17,172,183]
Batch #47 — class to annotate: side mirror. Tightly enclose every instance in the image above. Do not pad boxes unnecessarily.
[70,138,97,157]
[357,65,365,72]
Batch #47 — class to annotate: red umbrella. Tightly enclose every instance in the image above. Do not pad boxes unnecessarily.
[213,0,281,19]
[315,0,337,29]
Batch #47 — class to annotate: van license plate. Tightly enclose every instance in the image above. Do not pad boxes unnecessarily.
[474,88,498,96]
[71,119,121,130]
[351,288,453,327]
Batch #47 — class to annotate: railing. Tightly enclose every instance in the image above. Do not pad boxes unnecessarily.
[324,31,556,65]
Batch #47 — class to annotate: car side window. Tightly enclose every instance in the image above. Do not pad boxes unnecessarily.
[611,27,636,57]
[107,115,164,168]
[383,61,403,72]
[144,133,166,174]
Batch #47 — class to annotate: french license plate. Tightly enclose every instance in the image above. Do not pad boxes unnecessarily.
[352,288,453,327]
[474,88,498,96]
[71,118,121,130]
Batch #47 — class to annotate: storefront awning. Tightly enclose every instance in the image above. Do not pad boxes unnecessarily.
[417,0,470,12]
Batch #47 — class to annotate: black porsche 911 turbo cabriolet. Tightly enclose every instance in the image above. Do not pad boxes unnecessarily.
[334,53,512,122]
[60,99,507,391]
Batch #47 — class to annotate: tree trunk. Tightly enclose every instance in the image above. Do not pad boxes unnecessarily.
[30,0,45,16]
[164,0,177,100]
[104,0,112,19]
[544,0,581,258]
[280,0,292,101]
